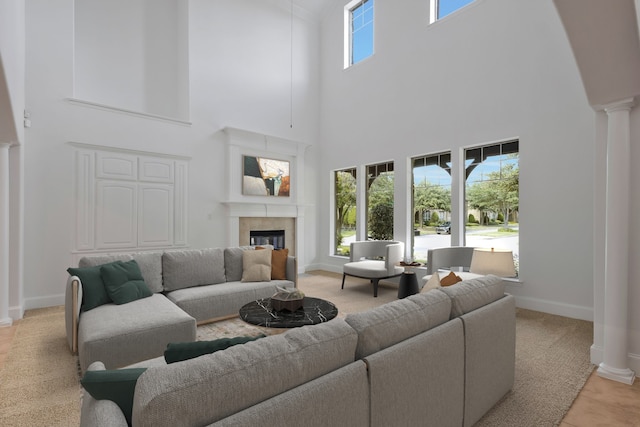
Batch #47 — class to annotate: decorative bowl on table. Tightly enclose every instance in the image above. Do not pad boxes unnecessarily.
[271,287,305,312]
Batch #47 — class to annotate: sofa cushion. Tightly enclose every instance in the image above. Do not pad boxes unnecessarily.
[68,263,114,312]
[164,335,265,364]
[345,290,451,359]
[241,248,272,282]
[78,252,163,293]
[162,248,226,291]
[100,260,152,305]
[132,319,358,427]
[223,246,254,282]
[81,368,146,426]
[438,274,506,318]
[165,280,294,322]
[78,294,196,372]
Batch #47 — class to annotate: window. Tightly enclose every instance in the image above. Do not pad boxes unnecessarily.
[430,0,475,23]
[367,161,394,240]
[334,168,357,256]
[345,0,374,67]
[465,140,519,274]
[411,152,452,262]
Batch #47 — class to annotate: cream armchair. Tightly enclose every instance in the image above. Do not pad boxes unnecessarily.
[341,240,404,297]
[425,246,476,275]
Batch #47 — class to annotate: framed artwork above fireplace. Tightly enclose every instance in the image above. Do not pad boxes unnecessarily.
[242,155,290,197]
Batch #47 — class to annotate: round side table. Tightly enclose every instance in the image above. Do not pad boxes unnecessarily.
[398,272,420,298]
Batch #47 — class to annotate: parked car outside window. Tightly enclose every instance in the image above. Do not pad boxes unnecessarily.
[435,221,451,234]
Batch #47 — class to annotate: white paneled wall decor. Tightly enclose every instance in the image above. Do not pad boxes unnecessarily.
[72,143,189,255]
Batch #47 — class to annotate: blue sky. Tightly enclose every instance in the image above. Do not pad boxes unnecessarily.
[413,155,518,187]
[438,0,475,19]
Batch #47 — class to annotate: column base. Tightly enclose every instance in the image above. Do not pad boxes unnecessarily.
[597,363,636,385]
[0,317,13,327]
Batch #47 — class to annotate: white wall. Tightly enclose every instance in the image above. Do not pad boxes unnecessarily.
[74,0,189,120]
[0,0,25,145]
[316,0,596,320]
[21,0,319,310]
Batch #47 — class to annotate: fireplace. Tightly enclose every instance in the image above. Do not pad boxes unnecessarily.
[250,229,285,249]
[239,217,295,256]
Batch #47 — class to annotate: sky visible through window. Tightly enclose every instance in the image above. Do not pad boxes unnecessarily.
[351,0,374,64]
[413,155,518,186]
[438,0,474,20]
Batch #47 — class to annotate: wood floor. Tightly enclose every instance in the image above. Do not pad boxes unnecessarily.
[1,321,639,425]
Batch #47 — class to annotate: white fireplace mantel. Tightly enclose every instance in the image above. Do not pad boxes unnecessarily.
[222,201,306,219]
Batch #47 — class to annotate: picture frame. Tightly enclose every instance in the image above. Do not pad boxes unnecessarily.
[242,155,290,197]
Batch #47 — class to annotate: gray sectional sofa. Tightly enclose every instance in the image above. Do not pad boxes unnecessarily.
[80,274,515,427]
[65,246,297,372]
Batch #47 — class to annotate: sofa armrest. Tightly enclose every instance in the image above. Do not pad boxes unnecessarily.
[286,256,298,286]
[80,362,129,427]
[65,275,82,354]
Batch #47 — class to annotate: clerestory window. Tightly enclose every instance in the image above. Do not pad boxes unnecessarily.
[345,0,374,68]
[430,0,475,23]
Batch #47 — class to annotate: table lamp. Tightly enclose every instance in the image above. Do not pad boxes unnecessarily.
[469,248,516,277]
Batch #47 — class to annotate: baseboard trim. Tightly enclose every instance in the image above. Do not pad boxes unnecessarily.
[591,344,640,374]
[23,294,64,311]
[511,295,593,322]
[9,305,24,321]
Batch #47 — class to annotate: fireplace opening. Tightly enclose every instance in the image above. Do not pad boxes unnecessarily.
[250,230,285,249]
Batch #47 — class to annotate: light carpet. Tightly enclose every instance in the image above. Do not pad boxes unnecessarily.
[0,271,594,427]
[0,306,81,427]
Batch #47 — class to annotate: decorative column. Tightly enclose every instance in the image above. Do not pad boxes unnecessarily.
[597,98,635,384]
[0,142,13,326]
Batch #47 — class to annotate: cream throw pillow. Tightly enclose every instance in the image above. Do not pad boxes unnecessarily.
[241,248,272,282]
[421,272,441,293]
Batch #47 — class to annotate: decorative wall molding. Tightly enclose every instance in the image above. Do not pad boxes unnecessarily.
[70,142,190,260]
[67,98,192,126]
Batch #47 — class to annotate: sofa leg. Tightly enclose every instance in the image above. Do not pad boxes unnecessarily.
[372,279,379,297]
[341,274,346,290]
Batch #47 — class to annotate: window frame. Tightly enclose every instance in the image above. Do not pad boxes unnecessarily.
[366,160,395,241]
[429,0,476,24]
[333,167,358,256]
[344,0,375,68]
[411,151,452,262]
[463,139,519,275]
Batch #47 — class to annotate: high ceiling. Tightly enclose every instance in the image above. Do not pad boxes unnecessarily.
[554,0,640,107]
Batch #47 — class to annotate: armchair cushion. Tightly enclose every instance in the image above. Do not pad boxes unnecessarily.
[344,260,401,278]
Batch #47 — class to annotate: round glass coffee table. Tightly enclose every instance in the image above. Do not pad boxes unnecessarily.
[239,297,338,328]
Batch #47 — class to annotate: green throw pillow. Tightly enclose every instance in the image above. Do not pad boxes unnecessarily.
[164,335,266,364]
[81,368,147,426]
[100,260,152,305]
[67,264,113,312]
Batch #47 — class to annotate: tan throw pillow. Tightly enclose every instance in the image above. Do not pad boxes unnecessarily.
[440,271,462,287]
[241,249,272,282]
[271,248,289,280]
[421,272,441,293]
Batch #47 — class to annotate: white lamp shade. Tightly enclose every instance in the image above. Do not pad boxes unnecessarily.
[469,248,516,277]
